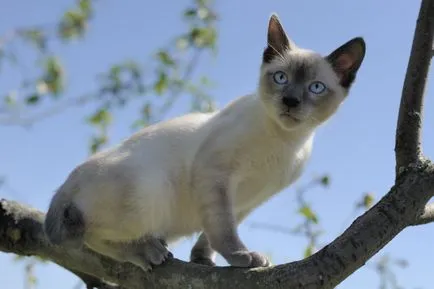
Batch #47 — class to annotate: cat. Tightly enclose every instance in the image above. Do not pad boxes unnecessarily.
[43,13,365,271]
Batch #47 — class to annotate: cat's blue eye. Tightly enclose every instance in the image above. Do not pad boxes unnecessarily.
[308,81,327,94]
[273,71,288,85]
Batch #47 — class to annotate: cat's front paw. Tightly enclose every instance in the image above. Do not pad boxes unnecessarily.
[128,238,173,271]
[225,251,271,268]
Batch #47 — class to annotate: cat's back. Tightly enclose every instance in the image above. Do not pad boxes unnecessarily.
[102,111,217,167]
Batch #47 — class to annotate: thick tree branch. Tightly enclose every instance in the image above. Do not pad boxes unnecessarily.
[395,0,434,174]
[71,270,121,289]
[2,162,434,289]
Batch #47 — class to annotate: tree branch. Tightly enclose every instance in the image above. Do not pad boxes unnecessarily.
[2,162,434,289]
[395,0,434,174]
[410,202,434,226]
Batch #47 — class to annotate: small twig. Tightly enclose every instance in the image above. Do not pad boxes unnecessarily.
[0,94,92,127]
[157,49,203,119]
[394,0,434,175]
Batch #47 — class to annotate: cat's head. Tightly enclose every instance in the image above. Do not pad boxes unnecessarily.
[258,14,365,132]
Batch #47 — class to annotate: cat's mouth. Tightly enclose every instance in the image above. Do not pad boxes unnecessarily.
[280,112,302,123]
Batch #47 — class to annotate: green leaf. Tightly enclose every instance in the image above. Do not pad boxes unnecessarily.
[20,29,46,51]
[26,94,40,105]
[320,175,330,187]
[304,244,315,257]
[58,7,88,40]
[90,135,108,154]
[154,71,168,95]
[189,27,217,48]
[42,57,64,95]
[357,192,375,209]
[298,205,318,224]
[156,50,176,66]
[184,8,197,18]
[78,0,92,17]
[88,108,112,127]
[109,65,121,77]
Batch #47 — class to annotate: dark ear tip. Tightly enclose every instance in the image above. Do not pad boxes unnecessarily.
[269,13,280,22]
[351,37,366,54]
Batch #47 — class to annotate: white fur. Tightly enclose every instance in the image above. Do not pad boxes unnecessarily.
[71,92,314,245]
[45,15,365,268]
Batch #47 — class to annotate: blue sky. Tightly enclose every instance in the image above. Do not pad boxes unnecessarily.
[1,1,433,289]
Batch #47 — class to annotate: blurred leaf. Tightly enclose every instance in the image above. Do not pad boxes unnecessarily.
[20,29,46,51]
[320,175,330,187]
[110,65,121,76]
[41,56,64,95]
[190,27,217,48]
[58,0,92,40]
[304,244,315,257]
[154,71,168,95]
[90,134,108,154]
[363,193,375,208]
[78,0,92,17]
[357,193,375,210]
[394,259,409,268]
[298,205,318,224]
[156,50,176,66]
[88,108,112,127]
[132,102,152,130]
[26,93,40,105]
[184,8,197,18]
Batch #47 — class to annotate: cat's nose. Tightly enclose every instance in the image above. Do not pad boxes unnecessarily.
[282,96,301,108]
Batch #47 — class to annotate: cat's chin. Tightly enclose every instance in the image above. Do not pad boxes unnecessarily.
[280,113,301,123]
[276,114,305,131]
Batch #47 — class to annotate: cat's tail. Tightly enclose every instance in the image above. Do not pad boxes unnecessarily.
[43,183,85,249]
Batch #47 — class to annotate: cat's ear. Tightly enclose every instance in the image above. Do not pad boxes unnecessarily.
[263,14,292,63]
[326,37,366,88]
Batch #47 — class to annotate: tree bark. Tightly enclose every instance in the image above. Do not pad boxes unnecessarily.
[1,0,434,288]
[395,0,434,174]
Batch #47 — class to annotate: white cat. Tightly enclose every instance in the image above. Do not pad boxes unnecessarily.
[44,14,365,271]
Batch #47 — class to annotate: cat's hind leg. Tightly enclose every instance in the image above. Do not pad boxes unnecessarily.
[190,232,216,266]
